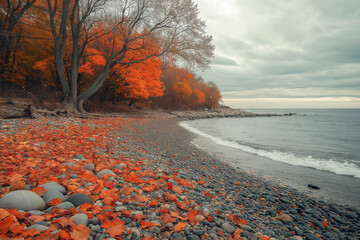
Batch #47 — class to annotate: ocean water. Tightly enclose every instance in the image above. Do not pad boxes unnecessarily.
[180,109,360,207]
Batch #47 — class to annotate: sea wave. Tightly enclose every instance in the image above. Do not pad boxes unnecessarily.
[180,121,360,179]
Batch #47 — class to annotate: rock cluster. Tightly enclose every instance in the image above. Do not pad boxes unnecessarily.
[0,116,358,240]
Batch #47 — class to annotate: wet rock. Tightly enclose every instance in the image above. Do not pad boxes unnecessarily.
[67,193,94,207]
[0,190,45,211]
[307,184,320,190]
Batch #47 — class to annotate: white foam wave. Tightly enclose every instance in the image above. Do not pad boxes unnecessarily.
[179,121,360,179]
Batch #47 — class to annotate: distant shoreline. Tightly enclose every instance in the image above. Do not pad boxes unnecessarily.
[168,105,297,120]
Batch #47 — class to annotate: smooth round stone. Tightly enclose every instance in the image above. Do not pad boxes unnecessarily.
[57,174,67,179]
[74,154,85,160]
[84,163,95,171]
[39,182,66,194]
[221,222,236,234]
[67,193,94,207]
[172,232,183,239]
[150,227,161,234]
[89,217,100,225]
[240,225,253,232]
[28,210,44,215]
[34,221,50,226]
[42,190,65,205]
[186,235,200,240]
[56,201,75,210]
[45,206,55,213]
[0,190,45,211]
[129,228,141,238]
[96,169,115,177]
[70,213,89,226]
[112,163,126,171]
[28,224,49,231]
[63,162,76,167]
[303,233,320,240]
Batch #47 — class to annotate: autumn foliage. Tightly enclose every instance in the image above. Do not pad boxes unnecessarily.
[0,117,251,239]
[0,0,220,111]
[155,66,222,109]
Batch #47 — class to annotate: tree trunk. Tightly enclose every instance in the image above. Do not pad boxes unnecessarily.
[76,64,111,113]
[54,47,70,102]
[69,40,80,108]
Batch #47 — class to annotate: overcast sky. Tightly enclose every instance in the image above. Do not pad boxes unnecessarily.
[194,0,360,108]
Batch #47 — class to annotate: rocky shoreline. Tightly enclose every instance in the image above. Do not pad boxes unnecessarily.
[169,106,297,120]
[0,116,359,240]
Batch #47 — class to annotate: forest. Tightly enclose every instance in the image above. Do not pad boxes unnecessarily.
[0,0,222,113]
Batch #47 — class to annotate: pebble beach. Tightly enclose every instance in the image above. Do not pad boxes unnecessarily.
[0,114,359,239]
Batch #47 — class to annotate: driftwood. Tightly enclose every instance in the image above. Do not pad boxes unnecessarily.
[0,99,70,119]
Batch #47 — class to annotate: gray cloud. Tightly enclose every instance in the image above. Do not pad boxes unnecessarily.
[194,0,360,107]
[211,55,238,66]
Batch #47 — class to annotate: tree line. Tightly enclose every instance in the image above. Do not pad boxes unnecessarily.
[1,0,221,112]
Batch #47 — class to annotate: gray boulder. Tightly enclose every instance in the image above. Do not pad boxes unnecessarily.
[42,190,65,205]
[84,163,95,171]
[96,169,115,177]
[112,163,127,171]
[0,190,45,211]
[70,213,89,225]
[28,224,49,231]
[74,154,85,160]
[56,201,75,210]
[67,193,94,207]
[221,222,236,234]
[39,182,66,194]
